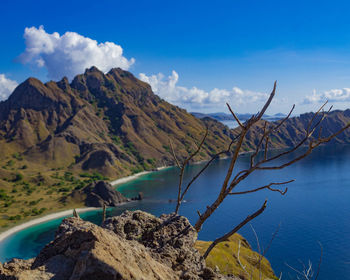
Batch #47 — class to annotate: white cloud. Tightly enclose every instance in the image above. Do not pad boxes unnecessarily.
[139,71,269,112]
[303,88,350,104]
[0,74,18,101]
[19,26,135,80]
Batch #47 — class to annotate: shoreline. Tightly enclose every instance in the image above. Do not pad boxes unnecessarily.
[0,166,171,244]
[110,166,170,187]
[0,157,238,245]
[0,207,99,243]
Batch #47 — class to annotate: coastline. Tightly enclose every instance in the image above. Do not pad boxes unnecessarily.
[0,150,291,245]
[110,166,170,187]
[0,207,99,243]
[0,166,171,244]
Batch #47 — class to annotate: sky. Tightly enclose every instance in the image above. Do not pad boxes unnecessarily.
[2,0,350,114]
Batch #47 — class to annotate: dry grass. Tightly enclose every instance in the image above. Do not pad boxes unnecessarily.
[195,234,278,280]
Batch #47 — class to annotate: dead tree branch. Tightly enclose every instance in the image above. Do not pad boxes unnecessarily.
[202,200,267,259]
[73,209,80,219]
[101,204,106,224]
[229,180,293,196]
[171,128,209,214]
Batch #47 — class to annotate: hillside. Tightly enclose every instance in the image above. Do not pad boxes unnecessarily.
[0,67,233,178]
[0,67,233,226]
[239,109,350,152]
[195,234,276,279]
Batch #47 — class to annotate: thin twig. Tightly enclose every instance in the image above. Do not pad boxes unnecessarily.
[227,103,244,129]
[229,180,294,196]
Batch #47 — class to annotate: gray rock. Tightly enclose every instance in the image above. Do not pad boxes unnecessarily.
[102,210,204,277]
[0,211,238,280]
[81,180,129,207]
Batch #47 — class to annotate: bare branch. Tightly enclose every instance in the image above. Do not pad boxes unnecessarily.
[250,224,262,280]
[184,128,209,166]
[262,223,281,262]
[101,204,106,224]
[229,180,294,196]
[174,128,209,214]
[202,200,267,259]
[250,121,268,167]
[272,104,295,131]
[237,240,250,277]
[180,134,240,203]
[227,102,244,129]
[254,81,277,121]
[264,135,270,161]
[306,101,328,134]
[73,209,80,219]
[169,140,181,169]
[315,242,323,280]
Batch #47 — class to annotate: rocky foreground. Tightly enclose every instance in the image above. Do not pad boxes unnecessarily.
[0,211,240,280]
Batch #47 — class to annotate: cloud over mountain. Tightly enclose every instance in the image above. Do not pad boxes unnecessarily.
[18,26,135,80]
[303,88,350,104]
[0,74,18,101]
[139,71,269,111]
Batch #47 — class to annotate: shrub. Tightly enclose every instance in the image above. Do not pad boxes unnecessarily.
[13,173,23,182]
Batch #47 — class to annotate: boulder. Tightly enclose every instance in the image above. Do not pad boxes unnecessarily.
[81,180,129,207]
[102,210,204,277]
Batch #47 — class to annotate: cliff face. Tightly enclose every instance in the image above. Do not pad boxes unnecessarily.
[0,211,241,280]
[0,67,233,178]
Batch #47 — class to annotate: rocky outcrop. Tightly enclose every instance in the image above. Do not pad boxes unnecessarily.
[81,180,129,207]
[102,211,204,277]
[0,211,239,280]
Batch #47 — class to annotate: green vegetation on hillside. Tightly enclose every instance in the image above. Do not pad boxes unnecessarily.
[195,234,277,280]
[0,67,234,229]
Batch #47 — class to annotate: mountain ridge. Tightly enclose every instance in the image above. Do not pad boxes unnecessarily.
[0,67,233,178]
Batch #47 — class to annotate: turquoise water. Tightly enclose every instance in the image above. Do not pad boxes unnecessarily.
[0,144,350,279]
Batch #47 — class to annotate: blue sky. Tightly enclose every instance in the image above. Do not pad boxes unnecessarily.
[1,0,350,114]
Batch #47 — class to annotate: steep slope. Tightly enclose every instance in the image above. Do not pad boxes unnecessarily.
[0,67,234,227]
[0,67,233,178]
[195,234,276,279]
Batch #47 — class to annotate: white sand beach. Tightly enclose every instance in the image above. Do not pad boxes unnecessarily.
[110,171,151,186]
[0,166,171,244]
[0,207,99,243]
[110,166,170,186]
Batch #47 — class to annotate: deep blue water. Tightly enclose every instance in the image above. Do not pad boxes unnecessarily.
[0,144,350,279]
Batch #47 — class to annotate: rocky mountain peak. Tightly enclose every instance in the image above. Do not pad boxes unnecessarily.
[0,67,233,177]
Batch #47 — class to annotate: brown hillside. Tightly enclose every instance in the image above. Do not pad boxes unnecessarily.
[0,67,233,178]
